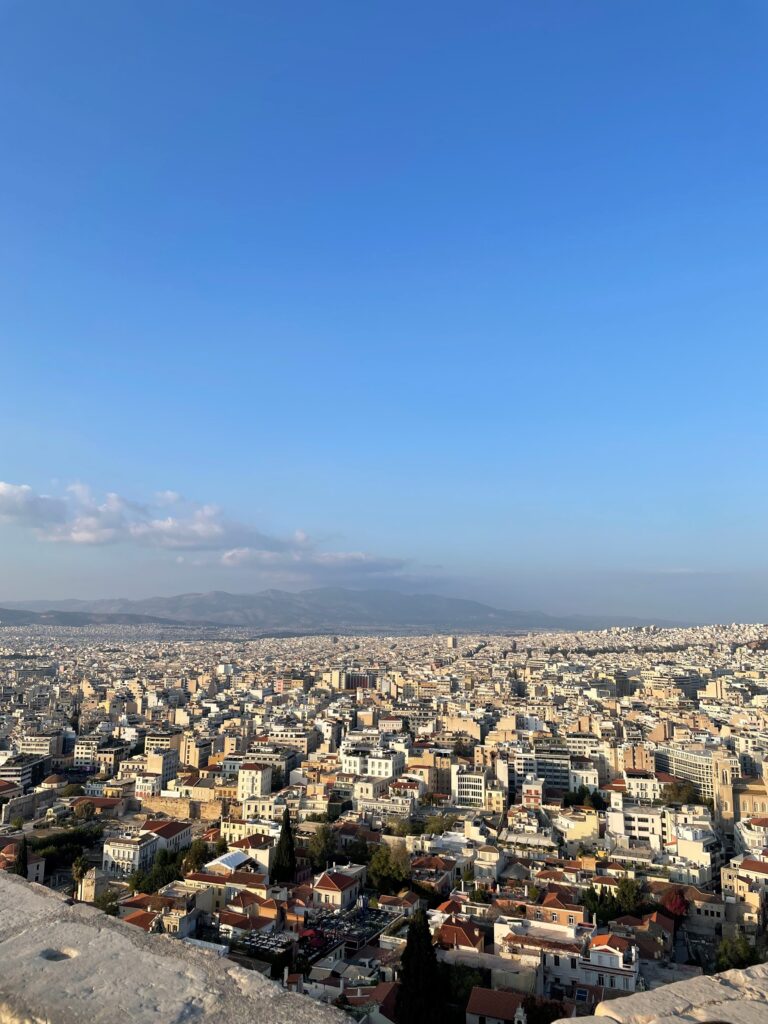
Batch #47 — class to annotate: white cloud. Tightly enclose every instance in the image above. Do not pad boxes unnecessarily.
[0,479,412,584]
[0,482,67,527]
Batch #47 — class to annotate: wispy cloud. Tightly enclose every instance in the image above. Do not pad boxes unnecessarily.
[0,479,411,584]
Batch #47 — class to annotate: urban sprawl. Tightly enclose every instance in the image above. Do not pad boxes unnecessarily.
[3,622,768,1024]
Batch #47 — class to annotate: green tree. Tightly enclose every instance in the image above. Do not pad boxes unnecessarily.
[9,837,28,878]
[438,962,482,1009]
[74,801,95,821]
[585,789,606,812]
[347,835,371,864]
[369,845,395,891]
[129,846,187,893]
[61,784,84,797]
[616,878,644,916]
[717,933,757,971]
[71,855,89,885]
[10,816,24,831]
[155,848,172,868]
[390,843,411,884]
[369,844,411,893]
[662,780,699,806]
[563,785,605,811]
[215,837,228,856]
[583,885,621,925]
[272,807,297,883]
[452,738,474,758]
[308,823,336,872]
[183,838,210,873]
[397,910,443,1024]
[425,814,448,835]
[93,888,120,916]
[389,817,423,837]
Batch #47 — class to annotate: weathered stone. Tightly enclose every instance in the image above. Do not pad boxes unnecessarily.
[0,873,346,1024]
[551,961,768,1024]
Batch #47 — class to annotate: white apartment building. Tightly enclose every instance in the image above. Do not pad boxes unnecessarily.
[103,832,159,877]
[450,765,490,807]
[580,934,640,994]
[622,770,661,802]
[569,764,600,792]
[654,744,718,800]
[140,819,192,855]
[607,802,714,852]
[236,762,272,802]
[735,816,768,855]
[340,746,405,779]
[134,774,162,799]
[73,736,101,770]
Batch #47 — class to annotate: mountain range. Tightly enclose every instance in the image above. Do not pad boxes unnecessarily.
[0,588,679,632]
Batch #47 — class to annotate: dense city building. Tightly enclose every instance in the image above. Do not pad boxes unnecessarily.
[3,620,768,1022]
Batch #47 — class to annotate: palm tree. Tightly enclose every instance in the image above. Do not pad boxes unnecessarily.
[72,855,89,886]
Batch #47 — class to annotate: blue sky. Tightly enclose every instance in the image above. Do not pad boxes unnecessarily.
[1,1,767,621]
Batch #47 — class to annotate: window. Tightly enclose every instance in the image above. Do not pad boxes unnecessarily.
[597,974,605,987]
[568,915,575,925]
[609,977,615,988]
[553,955,560,966]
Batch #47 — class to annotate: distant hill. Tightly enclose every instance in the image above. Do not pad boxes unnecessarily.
[0,588,680,632]
[0,607,177,627]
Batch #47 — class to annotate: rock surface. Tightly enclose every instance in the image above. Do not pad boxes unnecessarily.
[553,961,768,1024]
[0,872,346,1024]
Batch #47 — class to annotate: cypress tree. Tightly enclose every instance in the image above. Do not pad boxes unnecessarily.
[397,910,443,1024]
[272,807,296,884]
[11,837,28,879]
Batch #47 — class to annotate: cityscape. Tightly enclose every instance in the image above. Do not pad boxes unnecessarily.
[2,3,767,1024]
[3,617,768,1023]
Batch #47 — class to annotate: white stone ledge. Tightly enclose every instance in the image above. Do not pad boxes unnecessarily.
[553,963,768,1024]
[0,873,347,1024]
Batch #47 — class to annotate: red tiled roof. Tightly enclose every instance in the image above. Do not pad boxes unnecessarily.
[123,910,157,932]
[591,933,630,951]
[438,920,483,949]
[740,858,768,875]
[141,819,190,838]
[315,871,357,891]
[467,987,524,1018]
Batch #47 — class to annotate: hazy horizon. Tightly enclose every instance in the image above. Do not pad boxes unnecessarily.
[2,3,767,624]
[4,575,767,627]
